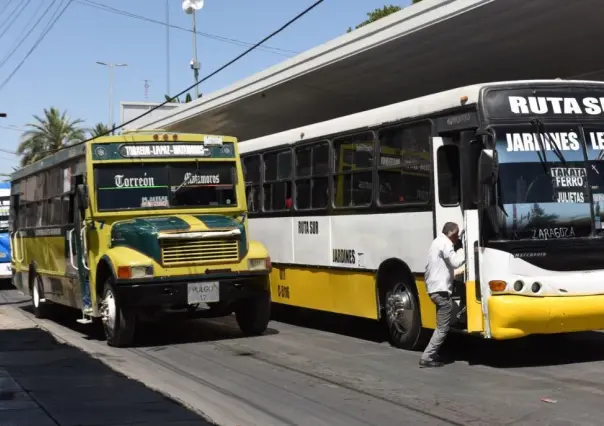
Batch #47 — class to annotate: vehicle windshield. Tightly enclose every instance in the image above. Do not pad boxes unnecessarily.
[490,124,604,241]
[95,162,237,211]
[0,196,9,231]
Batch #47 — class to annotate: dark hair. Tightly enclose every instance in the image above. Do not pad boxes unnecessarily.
[442,222,459,236]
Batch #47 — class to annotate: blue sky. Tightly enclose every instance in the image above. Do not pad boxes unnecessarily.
[0,0,411,172]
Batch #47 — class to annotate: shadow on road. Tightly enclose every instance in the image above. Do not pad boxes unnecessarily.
[19,303,279,348]
[443,330,604,368]
[0,326,215,426]
[0,278,15,291]
[271,304,604,369]
[271,304,390,344]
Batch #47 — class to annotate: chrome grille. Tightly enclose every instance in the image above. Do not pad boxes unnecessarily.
[160,238,239,266]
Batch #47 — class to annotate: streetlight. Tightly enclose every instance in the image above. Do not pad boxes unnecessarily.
[182,0,204,98]
[96,61,128,134]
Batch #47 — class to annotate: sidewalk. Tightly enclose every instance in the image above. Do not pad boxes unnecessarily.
[0,301,214,426]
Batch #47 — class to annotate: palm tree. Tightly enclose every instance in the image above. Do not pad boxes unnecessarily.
[89,122,111,138]
[17,107,86,167]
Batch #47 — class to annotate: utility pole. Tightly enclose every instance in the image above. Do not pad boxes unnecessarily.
[166,0,171,96]
[96,62,128,134]
[183,0,203,99]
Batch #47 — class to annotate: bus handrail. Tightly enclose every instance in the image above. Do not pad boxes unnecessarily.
[67,229,78,271]
[80,227,89,271]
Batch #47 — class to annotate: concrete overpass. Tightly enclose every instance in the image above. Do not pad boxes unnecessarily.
[126,0,604,140]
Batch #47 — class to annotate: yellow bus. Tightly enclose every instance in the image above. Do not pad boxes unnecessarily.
[10,130,272,347]
[240,80,604,350]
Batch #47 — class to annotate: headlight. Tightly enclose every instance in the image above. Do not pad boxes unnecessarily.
[117,265,154,279]
[248,257,271,271]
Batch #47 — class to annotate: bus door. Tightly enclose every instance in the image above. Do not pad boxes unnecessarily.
[432,135,466,322]
[65,176,89,310]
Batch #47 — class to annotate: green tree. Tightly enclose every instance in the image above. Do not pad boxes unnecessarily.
[347,4,403,33]
[89,122,112,138]
[17,107,85,167]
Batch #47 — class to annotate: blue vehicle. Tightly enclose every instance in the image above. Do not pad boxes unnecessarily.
[0,182,11,279]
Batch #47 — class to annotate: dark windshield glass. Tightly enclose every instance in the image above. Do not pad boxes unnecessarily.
[95,162,237,211]
[493,124,593,240]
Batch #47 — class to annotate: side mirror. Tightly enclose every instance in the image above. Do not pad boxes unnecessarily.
[478,149,499,185]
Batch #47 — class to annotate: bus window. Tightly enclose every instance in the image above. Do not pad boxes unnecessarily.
[263,149,292,212]
[243,155,261,213]
[295,141,329,210]
[437,145,461,206]
[377,122,431,205]
[333,132,374,208]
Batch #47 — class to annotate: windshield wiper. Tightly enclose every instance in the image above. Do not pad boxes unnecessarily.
[172,160,200,195]
[530,119,567,173]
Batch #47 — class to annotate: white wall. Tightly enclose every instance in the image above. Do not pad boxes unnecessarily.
[120,102,181,129]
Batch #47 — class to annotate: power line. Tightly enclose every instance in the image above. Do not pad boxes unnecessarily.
[0,1,21,35]
[0,0,58,69]
[75,0,298,57]
[0,0,72,92]
[2,1,48,65]
[0,125,24,133]
[0,0,16,19]
[57,0,324,153]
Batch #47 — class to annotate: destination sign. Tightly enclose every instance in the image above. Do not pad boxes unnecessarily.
[118,143,211,158]
[483,87,604,119]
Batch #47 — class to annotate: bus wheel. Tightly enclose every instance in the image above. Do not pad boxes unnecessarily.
[100,279,136,347]
[31,274,48,319]
[384,281,427,350]
[235,290,271,336]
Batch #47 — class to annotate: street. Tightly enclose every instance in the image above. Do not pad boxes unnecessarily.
[3,287,604,426]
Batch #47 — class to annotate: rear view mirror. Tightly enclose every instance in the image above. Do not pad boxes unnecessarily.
[478,149,499,185]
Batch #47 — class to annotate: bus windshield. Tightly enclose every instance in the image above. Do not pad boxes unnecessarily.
[491,124,604,241]
[94,162,237,211]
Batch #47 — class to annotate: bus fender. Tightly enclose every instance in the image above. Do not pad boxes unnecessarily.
[246,240,270,263]
[375,258,417,321]
[95,255,116,298]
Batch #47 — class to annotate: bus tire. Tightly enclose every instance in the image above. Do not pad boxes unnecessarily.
[384,281,429,351]
[235,290,271,336]
[31,273,48,319]
[100,278,136,347]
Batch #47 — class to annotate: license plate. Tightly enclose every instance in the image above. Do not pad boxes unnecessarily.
[187,281,220,304]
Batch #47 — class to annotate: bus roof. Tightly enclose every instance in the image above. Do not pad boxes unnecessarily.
[239,79,604,154]
[0,182,10,189]
[11,131,237,182]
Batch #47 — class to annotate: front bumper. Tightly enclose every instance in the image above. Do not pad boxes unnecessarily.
[488,294,604,339]
[114,271,269,308]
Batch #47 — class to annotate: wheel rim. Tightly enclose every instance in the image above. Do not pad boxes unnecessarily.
[32,282,40,308]
[385,283,416,335]
[101,289,117,331]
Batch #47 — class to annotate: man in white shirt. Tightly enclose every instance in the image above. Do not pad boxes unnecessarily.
[420,222,465,368]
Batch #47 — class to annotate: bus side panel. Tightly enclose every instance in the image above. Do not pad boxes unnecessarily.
[270,265,379,319]
[415,277,437,330]
[22,232,73,305]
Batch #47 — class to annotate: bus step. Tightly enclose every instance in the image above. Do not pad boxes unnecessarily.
[76,314,93,325]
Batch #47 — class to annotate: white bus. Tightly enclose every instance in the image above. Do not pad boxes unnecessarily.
[239,79,604,350]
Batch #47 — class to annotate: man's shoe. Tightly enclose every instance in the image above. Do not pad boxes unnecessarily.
[419,359,444,368]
